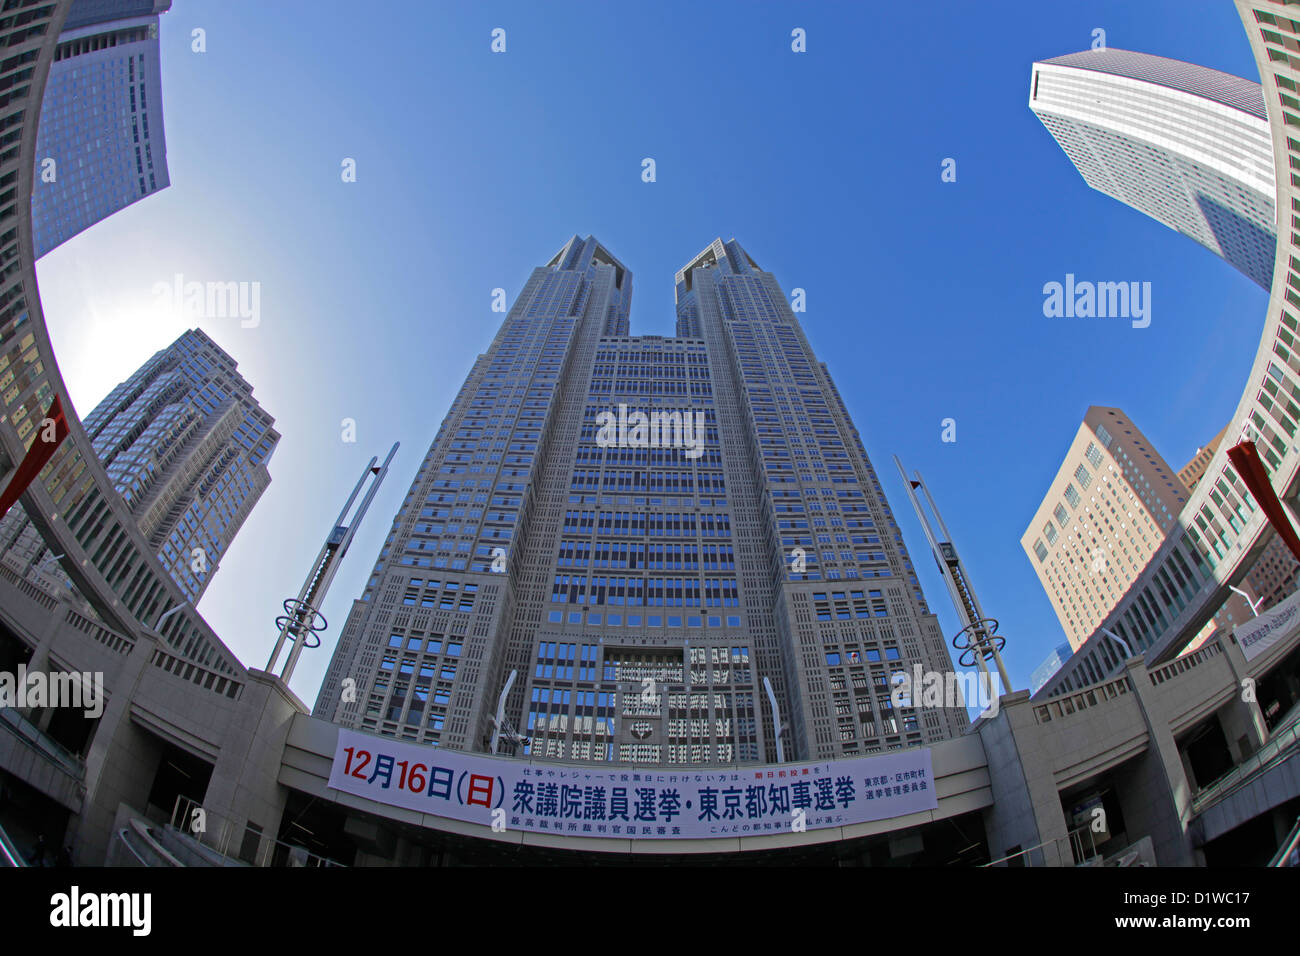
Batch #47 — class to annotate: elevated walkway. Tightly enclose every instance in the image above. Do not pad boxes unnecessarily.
[1190,702,1300,847]
[0,707,85,812]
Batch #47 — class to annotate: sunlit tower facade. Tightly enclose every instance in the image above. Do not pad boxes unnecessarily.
[1030,48,1276,289]
[1022,407,1189,651]
[316,237,966,767]
[0,329,278,604]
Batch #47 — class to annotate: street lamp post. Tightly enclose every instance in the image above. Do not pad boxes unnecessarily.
[1101,627,1134,661]
[491,670,517,755]
[762,676,785,764]
[1229,584,1263,617]
[156,603,185,629]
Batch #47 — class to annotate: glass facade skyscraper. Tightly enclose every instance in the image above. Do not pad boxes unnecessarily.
[316,237,966,767]
[30,0,172,259]
[0,328,278,604]
[1029,643,1072,696]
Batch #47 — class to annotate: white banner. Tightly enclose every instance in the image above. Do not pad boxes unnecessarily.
[327,728,938,840]
[1236,587,1300,662]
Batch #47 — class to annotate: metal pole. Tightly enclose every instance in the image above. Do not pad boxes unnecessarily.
[892,458,966,626]
[762,676,784,764]
[1101,627,1134,660]
[917,473,957,556]
[1229,585,1262,617]
[894,456,1012,693]
[987,631,1011,695]
[157,603,184,626]
[282,443,399,681]
[267,457,375,673]
[917,466,1011,692]
[491,670,517,755]
[153,602,186,641]
[916,466,1008,688]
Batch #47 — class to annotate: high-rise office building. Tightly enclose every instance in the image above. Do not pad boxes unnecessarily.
[1177,424,1230,491]
[1022,407,1190,650]
[1242,534,1300,610]
[1029,642,1072,696]
[1030,48,1275,289]
[0,329,278,604]
[30,0,172,259]
[62,0,170,31]
[316,236,966,766]
[1023,409,1270,658]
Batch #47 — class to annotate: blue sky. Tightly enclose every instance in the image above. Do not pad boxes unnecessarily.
[35,0,1269,705]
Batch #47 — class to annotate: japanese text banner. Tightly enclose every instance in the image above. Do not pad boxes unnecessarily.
[327,728,939,840]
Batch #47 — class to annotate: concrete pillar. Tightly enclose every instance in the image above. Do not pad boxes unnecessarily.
[198,670,305,866]
[1218,631,1269,758]
[1125,657,1196,866]
[977,691,1073,865]
[71,631,155,864]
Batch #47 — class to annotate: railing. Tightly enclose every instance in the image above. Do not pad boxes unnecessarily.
[1269,816,1300,866]
[0,561,58,611]
[1148,641,1222,685]
[0,559,134,656]
[169,795,346,868]
[0,820,27,867]
[1034,673,1133,724]
[149,647,243,701]
[1191,702,1300,816]
[0,706,86,781]
[64,609,133,655]
[982,823,1101,867]
[4,553,245,695]
[1102,838,1155,867]
[170,794,237,859]
[116,818,188,867]
[116,827,152,866]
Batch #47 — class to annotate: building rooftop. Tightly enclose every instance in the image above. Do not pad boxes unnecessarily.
[1037,48,1265,120]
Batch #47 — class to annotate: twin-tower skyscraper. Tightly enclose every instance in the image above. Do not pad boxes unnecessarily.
[315,237,969,766]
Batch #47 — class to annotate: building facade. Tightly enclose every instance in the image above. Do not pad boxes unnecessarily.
[316,237,967,767]
[61,0,170,31]
[30,0,171,259]
[1023,407,1190,650]
[1178,425,1230,490]
[1029,4,1300,697]
[1244,533,1300,608]
[0,328,278,604]
[1180,422,1300,613]
[1,1,1297,871]
[1023,407,1291,668]
[1029,642,1073,695]
[1030,48,1276,289]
